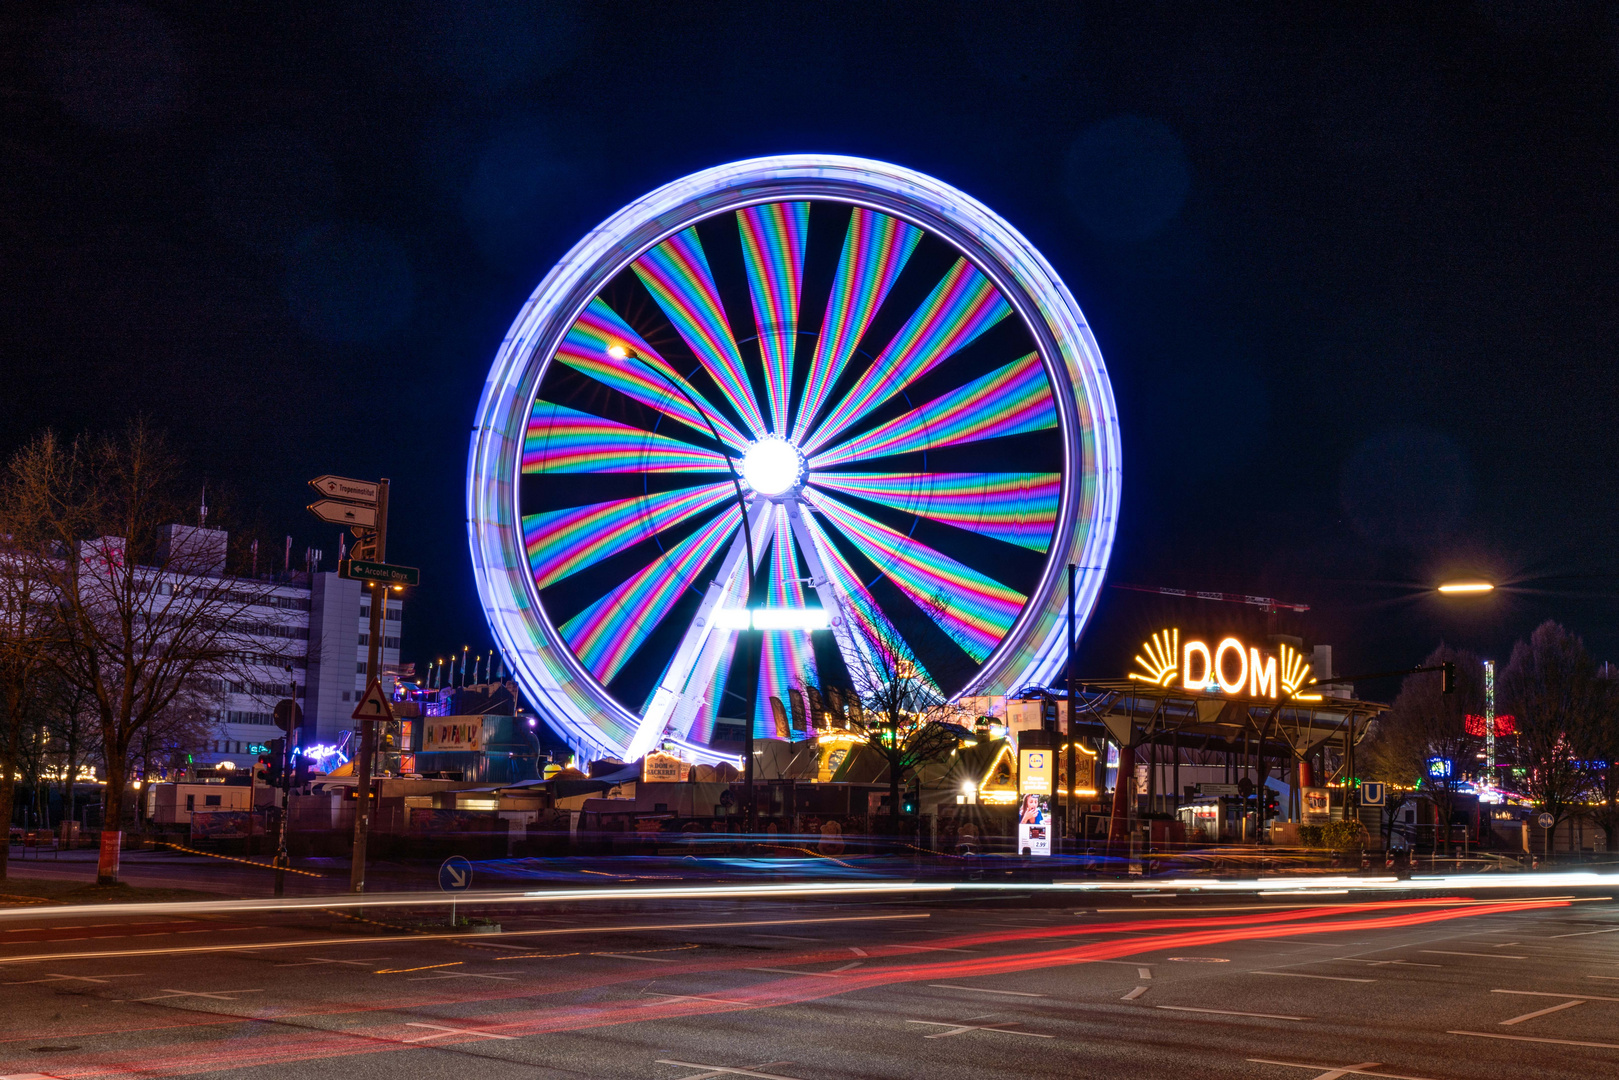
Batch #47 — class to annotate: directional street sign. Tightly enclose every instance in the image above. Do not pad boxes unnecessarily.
[308,499,377,529]
[340,559,419,587]
[439,856,472,893]
[308,475,379,505]
[1538,811,1556,830]
[1359,781,1386,807]
[273,699,303,733]
[1198,783,1241,797]
[351,680,395,722]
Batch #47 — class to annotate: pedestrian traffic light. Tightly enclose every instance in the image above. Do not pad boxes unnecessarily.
[1441,661,1456,695]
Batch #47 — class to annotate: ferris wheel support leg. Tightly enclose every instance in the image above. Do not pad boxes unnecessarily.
[783,499,869,725]
[629,499,775,760]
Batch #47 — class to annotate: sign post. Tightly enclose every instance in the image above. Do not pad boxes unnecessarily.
[271,694,302,897]
[439,855,472,927]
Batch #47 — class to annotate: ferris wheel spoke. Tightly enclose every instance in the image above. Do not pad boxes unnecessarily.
[751,510,818,738]
[631,498,776,759]
[808,352,1055,469]
[557,298,749,453]
[790,208,922,445]
[738,202,808,437]
[559,504,744,684]
[526,401,729,474]
[523,482,736,589]
[634,228,768,436]
[807,471,1060,552]
[801,258,1011,456]
[803,490,1025,663]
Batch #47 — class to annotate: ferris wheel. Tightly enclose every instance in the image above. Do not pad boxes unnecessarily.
[468,156,1120,764]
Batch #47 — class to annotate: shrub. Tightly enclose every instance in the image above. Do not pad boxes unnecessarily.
[1298,820,1365,851]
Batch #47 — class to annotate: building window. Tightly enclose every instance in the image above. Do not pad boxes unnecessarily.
[205,794,222,807]
[342,691,351,702]
[357,662,367,674]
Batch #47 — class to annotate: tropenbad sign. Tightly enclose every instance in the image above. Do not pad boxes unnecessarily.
[1129,628,1321,701]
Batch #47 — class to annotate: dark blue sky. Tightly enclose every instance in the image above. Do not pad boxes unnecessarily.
[5,1,1617,689]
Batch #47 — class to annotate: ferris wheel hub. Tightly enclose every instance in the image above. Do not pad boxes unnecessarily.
[740,435,805,499]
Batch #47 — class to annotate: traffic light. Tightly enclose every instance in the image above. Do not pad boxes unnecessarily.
[1441,661,1457,695]
[292,753,311,788]
[265,738,286,787]
[1262,787,1279,820]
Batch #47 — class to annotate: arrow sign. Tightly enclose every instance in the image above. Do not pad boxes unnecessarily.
[309,475,379,505]
[308,499,377,529]
[340,559,419,587]
[439,855,472,893]
[351,680,395,722]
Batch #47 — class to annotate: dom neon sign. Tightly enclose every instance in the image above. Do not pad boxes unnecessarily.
[1129,627,1322,701]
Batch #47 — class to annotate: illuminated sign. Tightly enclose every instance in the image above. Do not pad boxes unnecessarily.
[1019,748,1053,796]
[1465,713,1516,737]
[1427,756,1452,779]
[1129,628,1321,700]
[642,750,687,784]
[423,716,487,752]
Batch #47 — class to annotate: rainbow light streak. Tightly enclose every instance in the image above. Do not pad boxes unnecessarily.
[554,299,748,452]
[633,228,767,436]
[806,491,1025,662]
[561,505,743,683]
[525,401,727,474]
[737,202,808,436]
[803,257,1011,455]
[753,514,819,738]
[523,483,733,588]
[810,352,1055,468]
[797,510,911,681]
[791,208,923,444]
[808,472,1059,552]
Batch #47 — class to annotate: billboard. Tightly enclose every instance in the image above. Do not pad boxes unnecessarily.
[423,716,487,752]
[1017,794,1051,857]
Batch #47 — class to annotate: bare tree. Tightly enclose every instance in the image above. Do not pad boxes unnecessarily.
[811,594,970,833]
[1581,663,1619,852]
[7,424,287,883]
[1502,621,1601,854]
[1363,645,1484,854]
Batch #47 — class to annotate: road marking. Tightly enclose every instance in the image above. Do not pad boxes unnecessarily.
[0,913,926,966]
[906,1020,1053,1039]
[400,1022,517,1043]
[1249,1057,1441,1079]
[1421,950,1527,959]
[644,992,753,1006]
[927,984,1046,998]
[1500,1000,1584,1026]
[1550,927,1619,939]
[1250,971,1376,983]
[887,944,979,954]
[744,967,845,978]
[1493,988,1619,1002]
[832,961,864,972]
[1123,986,1148,1000]
[133,988,262,1001]
[1156,1005,1308,1020]
[1450,1030,1619,1049]
[1167,956,1230,963]
[274,957,385,967]
[1334,959,1440,968]
[595,953,680,963]
[657,1060,800,1080]
[377,963,460,974]
[749,934,821,942]
[408,972,518,981]
[2,973,141,985]
[1138,967,1152,979]
[848,947,868,957]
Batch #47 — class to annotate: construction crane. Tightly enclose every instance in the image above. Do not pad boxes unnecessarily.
[1110,583,1309,635]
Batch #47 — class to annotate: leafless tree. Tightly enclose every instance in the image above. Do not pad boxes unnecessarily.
[1581,663,1619,852]
[5,424,288,883]
[1502,621,1602,853]
[1363,644,1484,854]
[810,594,971,833]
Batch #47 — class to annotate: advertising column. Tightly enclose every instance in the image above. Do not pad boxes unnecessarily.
[1017,730,1056,857]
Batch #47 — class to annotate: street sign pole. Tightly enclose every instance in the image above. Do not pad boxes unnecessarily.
[350,478,389,894]
[272,688,301,897]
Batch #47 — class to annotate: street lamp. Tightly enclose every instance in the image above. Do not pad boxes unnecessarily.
[607,343,759,832]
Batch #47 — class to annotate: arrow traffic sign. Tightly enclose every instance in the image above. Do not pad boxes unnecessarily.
[351,680,395,722]
[308,499,377,529]
[439,856,472,893]
[308,475,379,505]
[340,559,419,587]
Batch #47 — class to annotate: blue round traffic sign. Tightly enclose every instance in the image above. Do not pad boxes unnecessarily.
[438,855,473,893]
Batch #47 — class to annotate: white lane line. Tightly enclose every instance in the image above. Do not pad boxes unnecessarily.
[2,973,142,985]
[1248,1057,1441,1079]
[906,1020,1053,1039]
[407,972,517,981]
[657,1060,800,1080]
[1493,988,1619,1002]
[644,993,752,1007]
[927,984,1046,998]
[1138,967,1152,980]
[133,988,263,1001]
[1123,986,1148,1001]
[1421,950,1527,959]
[831,962,864,973]
[1500,1000,1584,1026]
[749,934,821,942]
[887,944,979,954]
[1250,971,1376,984]
[1156,1005,1308,1021]
[744,967,845,978]
[401,1022,516,1043]
[272,957,385,967]
[595,953,680,963]
[848,947,868,957]
[1335,959,1440,968]
[1550,927,1619,939]
[1450,1030,1619,1049]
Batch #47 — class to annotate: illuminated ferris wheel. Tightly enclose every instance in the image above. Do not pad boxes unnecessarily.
[468,156,1121,764]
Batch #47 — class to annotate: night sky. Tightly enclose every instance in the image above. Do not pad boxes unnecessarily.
[5,1,1617,696]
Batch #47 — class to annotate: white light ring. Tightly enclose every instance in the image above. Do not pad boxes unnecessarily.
[468,155,1122,762]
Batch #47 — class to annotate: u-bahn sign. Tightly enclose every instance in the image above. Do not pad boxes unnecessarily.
[1128,627,1322,701]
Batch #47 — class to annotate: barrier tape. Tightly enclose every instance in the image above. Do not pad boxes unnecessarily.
[159,841,325,878]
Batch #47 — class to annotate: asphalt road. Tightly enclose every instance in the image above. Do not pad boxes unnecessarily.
[3,884,1619,1079]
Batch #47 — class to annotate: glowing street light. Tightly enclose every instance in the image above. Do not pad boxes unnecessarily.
[1437,581,1494,594]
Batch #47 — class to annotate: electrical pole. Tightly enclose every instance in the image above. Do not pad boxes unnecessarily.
[349,478,388,894]
[1066,563,1078,847]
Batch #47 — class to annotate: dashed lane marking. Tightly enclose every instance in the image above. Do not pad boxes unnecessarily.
[1122,986,1148,1001]
[400,1022,516,1043]
[1500,1000,1584,1026]
[656,1060,800,1080]
[1450,1031,1619,1049]
[133,988,262,1002]
[926,984,1045,998]
[906,1019,1053,1039]
[1421,950,1526,959]
[1250,971,1375,983]
[1156,1005,1308,1021]
[1249,1058,1440,1079]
